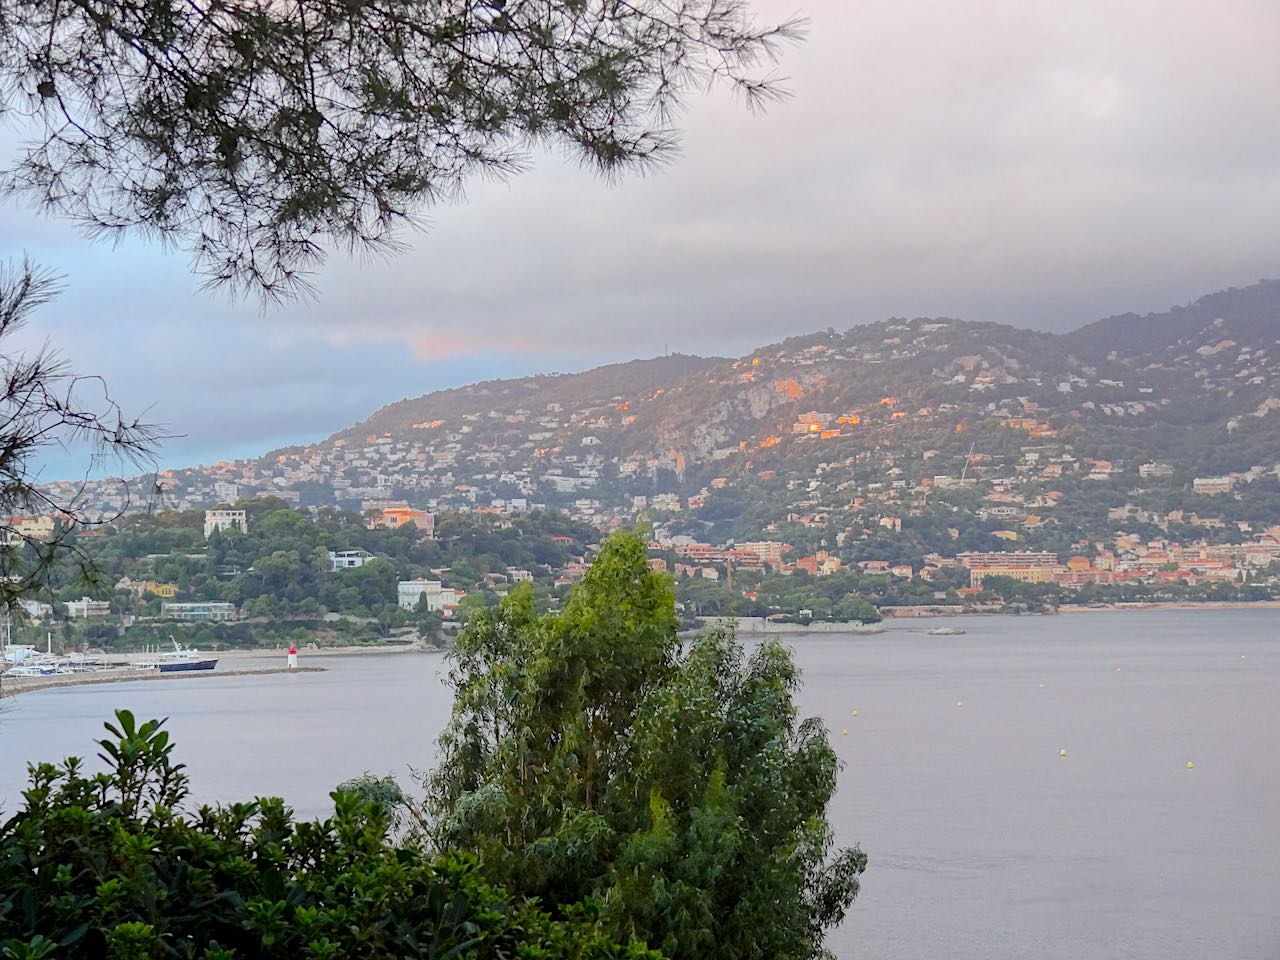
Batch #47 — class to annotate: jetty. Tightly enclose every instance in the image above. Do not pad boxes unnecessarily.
[0,665,325,697]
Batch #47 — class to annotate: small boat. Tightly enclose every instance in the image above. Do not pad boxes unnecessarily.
[4,654,73,676]
[157,658,219,673]
[5,663,48,678]
[2,644,39,665]
[927,627,967,636]
[139,637,218,673]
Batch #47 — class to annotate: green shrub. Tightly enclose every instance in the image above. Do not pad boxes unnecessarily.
[0,710,657,960]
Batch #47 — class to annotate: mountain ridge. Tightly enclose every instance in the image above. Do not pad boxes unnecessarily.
[1063,278,1280,362]
[49,278,1280,544]
[324,277,1280,468]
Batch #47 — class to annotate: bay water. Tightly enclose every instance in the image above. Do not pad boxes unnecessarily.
[2,610,1277,959]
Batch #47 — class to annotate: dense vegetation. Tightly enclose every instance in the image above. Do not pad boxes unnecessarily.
[676,571,887,622]
[0,710,655,960]
[15,500,599,650]
[428,533,865,960]
[2,535,867,960]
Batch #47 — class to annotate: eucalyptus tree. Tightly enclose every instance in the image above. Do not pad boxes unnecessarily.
[429,531,866,960]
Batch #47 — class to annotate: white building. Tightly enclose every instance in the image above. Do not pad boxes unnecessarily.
[65,597,111,618]
[161,601,236,621]
[328,549,373,571]
[397,579,465,614]
[1192,477,1234,496]
[5,514,58,543]
[543,475,597,493]
[17,598,53,619]
[735,540,787,565]
[204,509,249,538]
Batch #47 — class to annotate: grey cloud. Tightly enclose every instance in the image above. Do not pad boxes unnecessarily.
[274,1,1280,349]
[4,1,1280,469]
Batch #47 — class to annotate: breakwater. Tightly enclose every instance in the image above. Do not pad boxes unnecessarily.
[1,665,325,697]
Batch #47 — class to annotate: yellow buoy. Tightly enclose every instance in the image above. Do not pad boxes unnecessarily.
[956,701,963,708]
[1059,748,1067,758]
[1187,760,1194,769]
[1039,682,1045,688]
[851,709,859,717]
[841,728,849,736]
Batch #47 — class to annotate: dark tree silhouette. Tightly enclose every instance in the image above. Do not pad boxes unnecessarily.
[0,260,160,610]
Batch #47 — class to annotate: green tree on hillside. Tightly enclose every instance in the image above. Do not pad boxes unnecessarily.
[428,532,865,960]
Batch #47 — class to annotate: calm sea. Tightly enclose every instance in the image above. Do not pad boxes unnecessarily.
[2,610,1277,959]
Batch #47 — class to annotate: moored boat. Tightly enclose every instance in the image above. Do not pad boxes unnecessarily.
[157,658,219,673]
[138,637,219,673]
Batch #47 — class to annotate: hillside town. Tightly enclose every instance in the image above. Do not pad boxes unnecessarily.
[10,307,1280,638]
[6,467,1280,642]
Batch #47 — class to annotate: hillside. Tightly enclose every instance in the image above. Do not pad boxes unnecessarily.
[48,279,1280,567]
[1065,279,1280,363]
[337,353,722,443]
[299,279,1280,480]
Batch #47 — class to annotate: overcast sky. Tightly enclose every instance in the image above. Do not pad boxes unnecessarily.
[4,0,1279,477]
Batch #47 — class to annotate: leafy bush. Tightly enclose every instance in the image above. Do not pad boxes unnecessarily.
[0,710,656,960]
[430,533,866,960]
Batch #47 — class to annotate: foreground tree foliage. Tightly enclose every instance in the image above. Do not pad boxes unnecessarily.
[0,710,657,960]
[429,531,866,960]
[1,0,797,298]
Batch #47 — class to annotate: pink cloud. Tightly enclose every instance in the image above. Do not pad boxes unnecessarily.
[407,330,547,360]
